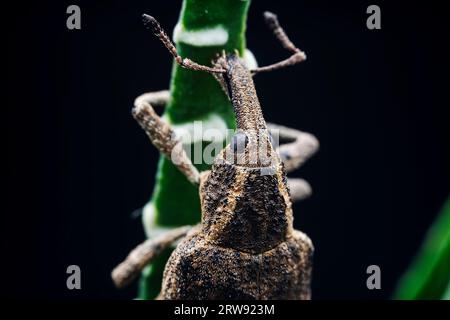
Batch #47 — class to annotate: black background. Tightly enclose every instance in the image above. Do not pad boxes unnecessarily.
[5,0,450,299]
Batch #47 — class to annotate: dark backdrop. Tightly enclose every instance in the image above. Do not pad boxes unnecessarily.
[5,0,450,299]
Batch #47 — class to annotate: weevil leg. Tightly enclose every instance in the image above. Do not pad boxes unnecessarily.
[134,90,170,109]
[251,11,306,75]
[288,178,312,202]
[111,225,192,288]
[268,123,319,173]
[143,14,225,74]
[133,92,200,185]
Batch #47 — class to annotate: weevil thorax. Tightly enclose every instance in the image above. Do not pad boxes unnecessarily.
[200,54,294,254]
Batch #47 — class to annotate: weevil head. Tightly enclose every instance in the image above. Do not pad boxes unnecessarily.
[199,53,293,253]
[212,53,279,169]
[199,155,293,254]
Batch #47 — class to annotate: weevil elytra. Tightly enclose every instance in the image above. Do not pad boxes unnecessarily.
[112,12,319,299]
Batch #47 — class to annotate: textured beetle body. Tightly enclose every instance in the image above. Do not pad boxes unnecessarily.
[161,225,312,299]
[158,55,313,300]
[112,13,317,299]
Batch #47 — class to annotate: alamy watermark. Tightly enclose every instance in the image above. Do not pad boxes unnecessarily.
[366,5,381,30]
[366,265,381,290]
[170,123,281,170]
[66,265,81,290]
[66,5,81,30]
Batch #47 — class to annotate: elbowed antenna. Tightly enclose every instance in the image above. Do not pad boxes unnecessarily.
[251,11,307,74]
[142,14,226,74]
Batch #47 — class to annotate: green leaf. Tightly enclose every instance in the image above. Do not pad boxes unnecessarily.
[394,196,450,300]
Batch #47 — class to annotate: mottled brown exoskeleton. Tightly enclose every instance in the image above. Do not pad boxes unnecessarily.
[112,12,319,300]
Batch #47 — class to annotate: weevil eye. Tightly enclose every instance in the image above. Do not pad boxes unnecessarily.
[231,132,248,154]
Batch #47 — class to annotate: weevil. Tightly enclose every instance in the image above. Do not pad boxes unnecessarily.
[112,12,319,299]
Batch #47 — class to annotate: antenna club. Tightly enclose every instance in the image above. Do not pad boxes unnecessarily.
[142,14,160,34]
